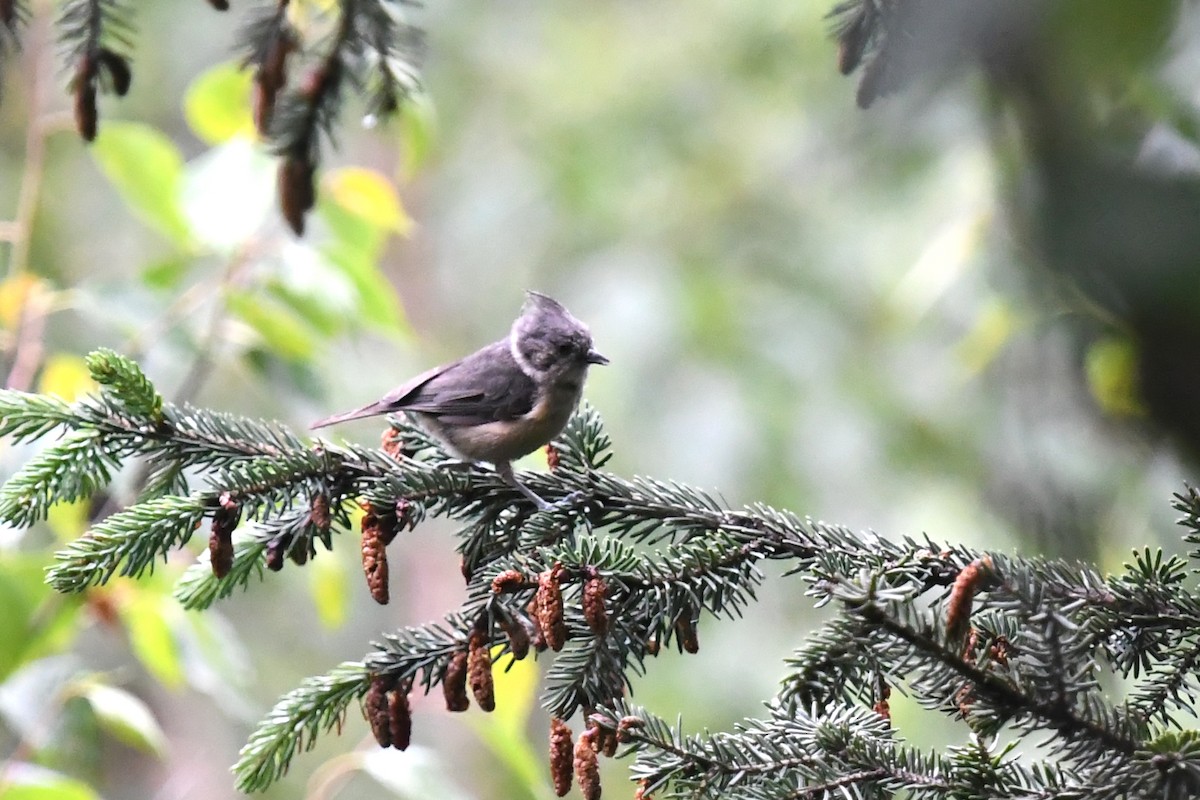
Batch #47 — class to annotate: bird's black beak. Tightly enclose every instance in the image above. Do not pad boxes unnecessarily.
[586,349,609,366]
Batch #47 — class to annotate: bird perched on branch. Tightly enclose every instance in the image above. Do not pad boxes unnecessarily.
[312,291,608,509]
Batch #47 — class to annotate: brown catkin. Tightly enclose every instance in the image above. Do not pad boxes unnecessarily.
[600,725,618,758]
[545,443,561,471]
[265,534,289,571]
[491,569,526,594]
[361,508,389,605]
[278,155,316,235]
[381,427,405,459]
[467,629,495,712]
[616,715,644,743]
[96,48,131,96]
[634,779,650,800]
[364,675,392,748]
[209,492,240,579]
[582,572,609,636]
[945,556,993,653]
[73,55,98,141]
[387,681,412,751]
[309,493,331,531]
[548,718,573,797]
[499,613,531,660]
[574,727,601,800]
[443,651,470,712]
[537,564,567,651]
[675,615,699,654]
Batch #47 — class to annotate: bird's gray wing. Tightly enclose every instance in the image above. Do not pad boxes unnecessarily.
[382,340,536,426]
[311,341,534,429]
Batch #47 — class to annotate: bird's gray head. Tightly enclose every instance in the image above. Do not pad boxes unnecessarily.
[510,291,608,382]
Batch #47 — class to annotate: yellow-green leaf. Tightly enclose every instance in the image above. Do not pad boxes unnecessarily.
[956,299,1017,377]
[308,551,348,630]
[321,242,407,336]
[398,94,437,177]
[118,590,185,688]
[37,353,97,402]
[1086,336,1145,417]
[183,61,255,146]
[324,167,411,234]
[91,123,192,247]
[77,682,168,757]
[226,292,318,361]
[0,767,100,800]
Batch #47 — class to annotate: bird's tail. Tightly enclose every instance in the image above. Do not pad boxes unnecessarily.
[310,401,393,430]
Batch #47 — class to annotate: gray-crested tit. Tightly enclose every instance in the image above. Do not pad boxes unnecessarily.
[311,291,608,509]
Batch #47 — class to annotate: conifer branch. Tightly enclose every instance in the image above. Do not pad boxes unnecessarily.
[4,350,1200,796]
[233,661,370,793]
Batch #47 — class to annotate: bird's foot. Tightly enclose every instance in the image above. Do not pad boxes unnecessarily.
[534,490,586,513]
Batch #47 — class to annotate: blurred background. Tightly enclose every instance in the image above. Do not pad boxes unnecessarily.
[1,0,1199,797]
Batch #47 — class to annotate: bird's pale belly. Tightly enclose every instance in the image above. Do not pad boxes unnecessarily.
[418,384,581,464]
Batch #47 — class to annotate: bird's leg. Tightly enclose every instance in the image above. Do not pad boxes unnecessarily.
[495,461,551,510]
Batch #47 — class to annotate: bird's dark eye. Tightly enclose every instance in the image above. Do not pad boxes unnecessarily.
[557,342,573,356]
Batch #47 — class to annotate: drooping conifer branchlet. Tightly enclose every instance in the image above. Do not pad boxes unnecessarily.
[4,349,1200,797]
[261,0,423,234]
[58,0,134,140]
[3,0,422,233]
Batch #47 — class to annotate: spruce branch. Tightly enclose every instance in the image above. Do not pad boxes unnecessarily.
[233,660,370,793]
[46,493,209,591]
[7,351,1200,796]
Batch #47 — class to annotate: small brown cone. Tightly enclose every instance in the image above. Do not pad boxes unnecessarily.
[549,717,573,797]
[309,493,331,532]
[361,507,389,605]
[96,48,132,96]
[265,533,289,571]
[467,629,495,712]
[616,715,644,743]
[537,564,567,651]
[582,572,609,636]
[491,569,526,594]
[387,681,412,751]
[443,651,470,712]
[574,727,601,800]
[209,492,240,579]
[499,613,531,660]
[675,615,699,654]
[364,674,392,748]
[73,55,98,141]
[946,556,993,655]
[278,155,316,236]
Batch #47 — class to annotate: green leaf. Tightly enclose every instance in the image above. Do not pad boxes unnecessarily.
[398,93,437,177]
[226,292,318,362]
[308,551,348,630]
[90,122,192,247]
[139,255,193,291]
[323,167,411,235]
[0,765,100,800]
[1086,336,1145,417]
[0,556,79,681]
[183,61,255,145]
[77,682,168,757]
[118,590,185,688]
[320,242,407,336]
